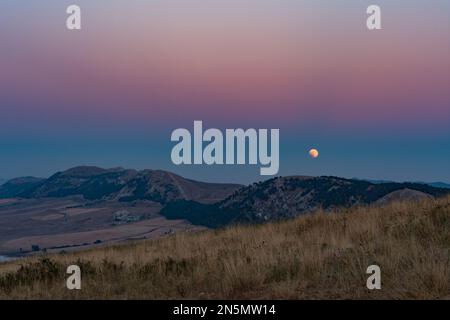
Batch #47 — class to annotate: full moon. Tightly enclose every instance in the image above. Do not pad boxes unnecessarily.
[309,148,319,158]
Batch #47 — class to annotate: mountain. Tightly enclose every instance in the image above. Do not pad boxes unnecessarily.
[426,182,450,189]
[2,167,450,229]
[0,166,241,204]
[113,169,243,204]
[161,176,450,227]
[356,178,450,189]
[0,177,45,199]
[18,166,138,200]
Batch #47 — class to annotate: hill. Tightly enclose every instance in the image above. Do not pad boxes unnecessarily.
[3,168,449,229]
[161,176,450,227]
[356,178,450,189]
[0,166,241,204]
[428,182,450,189]
[0,195,449,299]
[0,177,45,199]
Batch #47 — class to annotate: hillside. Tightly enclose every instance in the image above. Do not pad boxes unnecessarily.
[2,168,448,228]
[0,196,449,299]
[0,177,45,199]
[161,176,450,227]
[429,182,450,189]
[1,167,449,258]
[0,166,241,204]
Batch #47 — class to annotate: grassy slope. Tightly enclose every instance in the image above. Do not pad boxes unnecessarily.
[0,196,449,299]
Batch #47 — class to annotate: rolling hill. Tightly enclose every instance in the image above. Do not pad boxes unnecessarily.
[0,166,241,204]
[1,167,449,229]
[0,177,45,199]
[161,176,450,227]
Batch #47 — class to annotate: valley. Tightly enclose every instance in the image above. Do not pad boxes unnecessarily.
[0,197,203,256]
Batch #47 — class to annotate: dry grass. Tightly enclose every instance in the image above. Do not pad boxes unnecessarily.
[0,196,449,299]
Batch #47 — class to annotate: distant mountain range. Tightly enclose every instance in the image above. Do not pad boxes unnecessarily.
[1,166,450,228]
[427,182,450,189]
[355,178,450,189]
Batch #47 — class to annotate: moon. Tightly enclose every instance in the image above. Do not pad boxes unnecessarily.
[309,148,319,159]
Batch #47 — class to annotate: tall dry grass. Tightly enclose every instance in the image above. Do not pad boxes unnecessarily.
[0,196,449,299]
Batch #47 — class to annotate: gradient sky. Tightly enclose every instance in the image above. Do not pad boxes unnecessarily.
[1,0,450,183]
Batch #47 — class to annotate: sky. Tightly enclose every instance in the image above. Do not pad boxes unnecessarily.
[1,0,449,184]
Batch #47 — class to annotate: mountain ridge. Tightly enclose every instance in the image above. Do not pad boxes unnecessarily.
[0,166,242,204]
[0,177,46,199]
[161,175,450,227]
[1,166,450,229]
[355,177,450,189]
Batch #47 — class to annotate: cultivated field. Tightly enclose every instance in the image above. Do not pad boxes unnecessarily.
[0,196,449,299]
[0,198,199,255]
